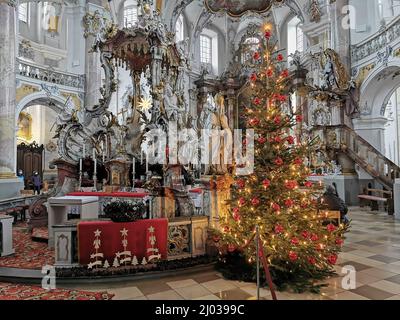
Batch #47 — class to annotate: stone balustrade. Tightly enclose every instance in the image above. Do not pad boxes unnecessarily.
[17,58,85,90]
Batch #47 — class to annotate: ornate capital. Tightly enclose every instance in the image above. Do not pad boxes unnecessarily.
[0,0,17,7]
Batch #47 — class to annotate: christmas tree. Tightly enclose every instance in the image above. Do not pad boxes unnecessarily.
[213,28,349,293]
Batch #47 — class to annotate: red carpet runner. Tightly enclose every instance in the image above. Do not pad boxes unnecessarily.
[0,282,114,300]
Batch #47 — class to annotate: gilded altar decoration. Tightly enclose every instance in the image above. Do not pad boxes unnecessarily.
[204,0,284,17]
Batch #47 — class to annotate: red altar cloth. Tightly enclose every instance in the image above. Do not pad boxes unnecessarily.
[67,191,149,198]
[189,188,203,194]
[77,219,168,265]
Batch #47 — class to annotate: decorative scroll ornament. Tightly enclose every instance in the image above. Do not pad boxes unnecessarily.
[308,0,321,23]
[204,0,284,17]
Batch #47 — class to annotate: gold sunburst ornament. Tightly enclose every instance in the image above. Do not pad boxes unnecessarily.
[138,97,152,111]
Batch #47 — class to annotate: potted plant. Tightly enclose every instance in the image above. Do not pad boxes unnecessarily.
[103,200,145,223]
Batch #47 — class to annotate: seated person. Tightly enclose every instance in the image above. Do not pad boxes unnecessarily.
[318,185,349,224]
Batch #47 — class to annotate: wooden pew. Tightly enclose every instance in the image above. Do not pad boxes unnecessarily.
[358,188,393,214]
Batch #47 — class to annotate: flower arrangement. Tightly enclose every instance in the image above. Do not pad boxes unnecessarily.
[103,200,146,223]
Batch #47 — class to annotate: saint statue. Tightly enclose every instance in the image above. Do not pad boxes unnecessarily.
[163,79,183,126]
[207,93,233,175]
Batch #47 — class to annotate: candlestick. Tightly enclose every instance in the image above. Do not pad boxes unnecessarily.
[132,157,136,189]
[146,151,149,173]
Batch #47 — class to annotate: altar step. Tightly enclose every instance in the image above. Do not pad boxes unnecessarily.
[315,124,400,191]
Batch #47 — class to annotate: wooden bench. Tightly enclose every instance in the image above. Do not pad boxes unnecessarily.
[358,188,394,214]
[318,210,341,225]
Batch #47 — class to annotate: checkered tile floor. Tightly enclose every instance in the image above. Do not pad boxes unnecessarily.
[60,207,400,300]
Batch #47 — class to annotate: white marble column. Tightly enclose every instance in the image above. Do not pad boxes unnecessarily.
[0,1,17,179]
[84,2,104,109]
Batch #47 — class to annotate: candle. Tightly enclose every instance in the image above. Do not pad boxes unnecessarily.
[132,157,136,185]
[146,151,149,173]
[93,149,97,174]
[79,158,82,172]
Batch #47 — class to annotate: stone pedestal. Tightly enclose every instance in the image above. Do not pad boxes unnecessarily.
[191,216,209,257]
[47,196,99,248]
[0,214,14,256]
[0,178,24,201]
[53,224,79,267]
[200,175,233,228]
[394,179,400,220]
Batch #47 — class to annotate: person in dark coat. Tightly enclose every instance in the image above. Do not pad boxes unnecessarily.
[319,185,349,224]
[31,171,42,195]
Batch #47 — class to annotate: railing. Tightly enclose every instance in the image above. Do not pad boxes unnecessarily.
[17,58,85,90]
[313,124,400,190]
[351,15,400,64]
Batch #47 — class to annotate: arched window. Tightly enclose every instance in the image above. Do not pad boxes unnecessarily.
[124,0,138,28]
[19,3,28,23]
[200,34,212,64]
[175,14,184,42]
[241,36,260,63]
[287,16,304,57]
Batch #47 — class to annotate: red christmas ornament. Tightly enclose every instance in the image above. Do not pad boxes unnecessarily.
[266,69,274,77]
[291,237,299,245]
[263,179,271,188]
[249,118,260,126]
[336,238,344,246]
[253,97,261,105]
[253,51,261,60]
[277,53,284,61]
[327,224,337,233]
[236,179,245,189]
[304,181,313,188]
[275,157,284,166]
[238,197,246,207]
[308,257,316,265]
[250,73,257,82]
[294,158,303,165]
[228,244,236,253]
[251,197,260,206]
[289,251,298,261]
[302,231,310,239]
[278,95,287,102]
[233,212,241,222]
[310,234,319,242]
[274,136,282,143]
[264,30,272,39]
[274,224,284,234]
[281,69,289,78]
[285,180,298,190]
[285,199,294,207]
[328,254,338,265]
[287,136,295,145]
[274,115,281,124]
[257,136,267,144]
[233,207,240,214]
[272,203,281,212]
[296,114,303,122]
